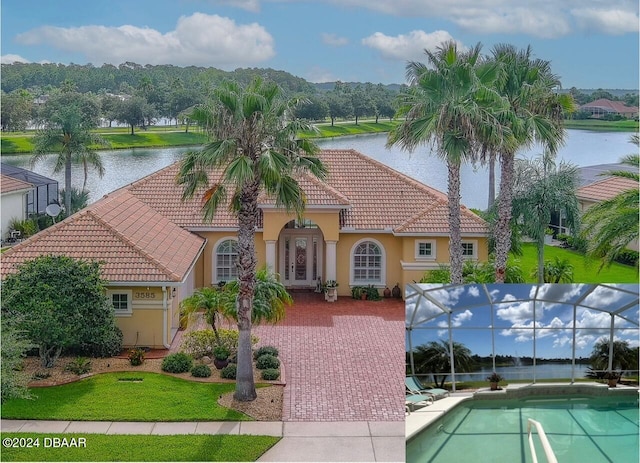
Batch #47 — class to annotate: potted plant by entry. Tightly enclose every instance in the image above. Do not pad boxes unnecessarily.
[487,372,504,391]
[213,345,231,369]
[323,280,339,302]
[603,371,620,387]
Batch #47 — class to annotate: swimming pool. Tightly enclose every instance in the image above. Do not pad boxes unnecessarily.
[406,395,639,463]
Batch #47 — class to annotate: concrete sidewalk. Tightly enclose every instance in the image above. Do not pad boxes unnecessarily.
[1,419,404,462]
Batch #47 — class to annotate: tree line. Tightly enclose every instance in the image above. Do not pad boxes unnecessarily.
[1,63,400,133]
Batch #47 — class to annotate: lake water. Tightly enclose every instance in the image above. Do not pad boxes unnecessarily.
[424,363,593,382]
[1,129,633,210]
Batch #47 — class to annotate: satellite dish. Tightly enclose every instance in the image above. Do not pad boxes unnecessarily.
[45,204,61,217]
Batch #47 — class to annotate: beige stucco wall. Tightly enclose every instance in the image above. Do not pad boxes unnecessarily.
[1,191,28,240]
[110,286,168,348]
[262,210,340,241]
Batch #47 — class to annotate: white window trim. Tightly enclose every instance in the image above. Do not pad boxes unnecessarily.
[415,239,436,261]
[212,236,239,285]
[462,240,478,260]
[107,290,132,317]
[349,237,386,287]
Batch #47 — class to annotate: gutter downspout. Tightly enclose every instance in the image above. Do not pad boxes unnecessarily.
[162,286,170,349]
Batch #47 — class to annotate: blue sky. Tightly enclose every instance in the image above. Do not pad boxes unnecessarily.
[2,0,638,89]
[406,284,639,359]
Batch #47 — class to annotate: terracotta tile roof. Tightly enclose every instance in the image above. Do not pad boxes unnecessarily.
[1,189,206,284]
[577,176,638,202]
[1,174,33,194]
[125,149,487,235]
[580,99,639,115]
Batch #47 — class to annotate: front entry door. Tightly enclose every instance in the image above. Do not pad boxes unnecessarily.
[280,232,322,287]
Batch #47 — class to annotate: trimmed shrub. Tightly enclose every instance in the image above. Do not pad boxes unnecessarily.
[254,346,279,359]
[64,357,92,375]
[261,368,280,381]
[128,348,145,366]
[615,249,639,267]
[256,354,280,370]
[191,364,212,378]
[221,363,237,379]
[161,352,193,373]
[180,329,259,359]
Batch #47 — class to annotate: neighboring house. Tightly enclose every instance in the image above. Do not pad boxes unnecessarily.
[1,149,489,348]
[576,175,639,251]
[1,174,33,241]
[0,163,59,216]
[579,99,639,119]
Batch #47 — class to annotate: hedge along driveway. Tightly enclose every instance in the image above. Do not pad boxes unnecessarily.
[1,372,251,422]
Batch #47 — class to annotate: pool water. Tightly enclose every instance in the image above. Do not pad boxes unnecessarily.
[406,396,639,463]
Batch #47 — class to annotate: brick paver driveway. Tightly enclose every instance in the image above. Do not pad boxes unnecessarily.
[253,293,405,422]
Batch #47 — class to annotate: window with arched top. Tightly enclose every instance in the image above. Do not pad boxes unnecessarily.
[351,239,385,285]
[215,239,238,283]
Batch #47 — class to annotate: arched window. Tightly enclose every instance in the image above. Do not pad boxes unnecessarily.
[215,239,238,283]
[352,240,384,284]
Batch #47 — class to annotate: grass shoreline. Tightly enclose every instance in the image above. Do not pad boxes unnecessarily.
[2,119,636,155]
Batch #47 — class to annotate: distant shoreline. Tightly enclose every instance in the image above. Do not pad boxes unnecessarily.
[1,119,637,155]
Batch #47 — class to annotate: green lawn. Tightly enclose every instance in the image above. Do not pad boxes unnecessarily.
[1,131,207,154]
[0,372,251,421]
[0,433,280,462]
[513,243,638,283]
[301,120,398,138]
[563,119,639,132]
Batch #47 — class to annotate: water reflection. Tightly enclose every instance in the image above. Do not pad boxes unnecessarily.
[1,129,632,210]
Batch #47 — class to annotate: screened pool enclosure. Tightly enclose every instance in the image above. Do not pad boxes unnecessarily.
[406,284,639,390]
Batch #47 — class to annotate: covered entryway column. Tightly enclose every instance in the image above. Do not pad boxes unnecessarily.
[265,240,277,272]
[325,240,337,281]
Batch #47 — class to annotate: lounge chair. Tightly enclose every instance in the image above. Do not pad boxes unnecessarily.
[405,392,433,412]
[406,376,450,400]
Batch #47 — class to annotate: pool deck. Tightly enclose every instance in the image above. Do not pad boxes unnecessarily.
[406,381,639,440]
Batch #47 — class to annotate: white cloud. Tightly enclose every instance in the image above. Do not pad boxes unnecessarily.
[496,300,533,324]
[205,0,261,13]
[15,13,275,68]
[467,286,480,297]
[361,30,462,62]
[572,8,639,34]
[332,0,638,37]
[322,33,349,47]
[1,54,30,64]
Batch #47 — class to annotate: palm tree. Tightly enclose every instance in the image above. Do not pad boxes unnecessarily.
[581,141,639,269]
[589,339,636,376]
[511,153,581,283]
[489,44,574,282]
[179,287,227,344]
[223,268,291,325]
[31,92,108,214]
[537,256,574,283]
[412,340,474,388]
[177,77,326,401]
[388,41,504,283]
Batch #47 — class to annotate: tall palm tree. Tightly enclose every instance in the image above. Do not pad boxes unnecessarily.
[31,92,108,214]
[412,340,474,388]
[388,41,504,283]
[177,77,326,401]
[581,141,639,269]
[489,44,574,282]
[511,153,580,283]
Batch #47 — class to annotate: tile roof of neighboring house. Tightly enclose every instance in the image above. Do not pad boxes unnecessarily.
[126,149,487,234]
[1,189,206,284]
[577,176,638,203]
[580,99,639,115]
[1,174,33,194]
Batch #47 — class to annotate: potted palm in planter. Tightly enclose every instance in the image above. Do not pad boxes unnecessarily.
[213,345,230,370]
[603,371,620,387]
[487,372,504,391]
[323,280,339,302]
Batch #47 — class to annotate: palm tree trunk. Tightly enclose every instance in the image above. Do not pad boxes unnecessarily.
[233,180,259,402]
[487,154,495,209]
[536,234,545,283]
[494,153,515,283]
[448,162,463,284]
[65,153,72,215]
